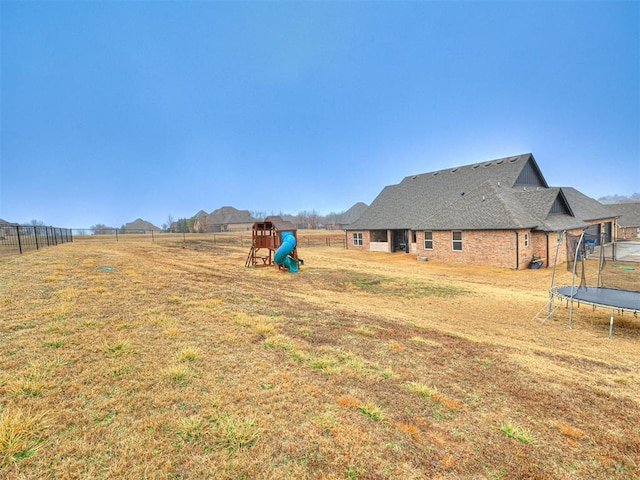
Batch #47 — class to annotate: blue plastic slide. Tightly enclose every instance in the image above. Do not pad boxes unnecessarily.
[274,231,299,273]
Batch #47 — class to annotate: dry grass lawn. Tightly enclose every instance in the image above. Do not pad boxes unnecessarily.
[1,233,638,479]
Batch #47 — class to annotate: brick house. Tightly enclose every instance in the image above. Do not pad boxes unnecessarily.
[324,202,369,230]
[193,206,256,233]
[345,153,616,269]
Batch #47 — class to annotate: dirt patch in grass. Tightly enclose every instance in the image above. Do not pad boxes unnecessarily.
[1,237,638,479]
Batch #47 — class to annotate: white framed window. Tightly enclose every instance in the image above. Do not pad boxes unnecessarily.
[524,233,529,247]
[352,232,363,246]
[424,231,433,249]
[452,231,462,251]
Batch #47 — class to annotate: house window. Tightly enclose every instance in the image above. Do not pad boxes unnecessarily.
[424,231,433,250]
[452,231,462,251]
[352,232,363,246]
[412,231,417,243]
[524,233,529,247]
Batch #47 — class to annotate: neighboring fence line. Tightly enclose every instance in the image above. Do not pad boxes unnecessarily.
[0,225,73,255]
[74,229,348,249]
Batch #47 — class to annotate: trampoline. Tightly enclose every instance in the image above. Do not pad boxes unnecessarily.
[550,286,639,338]
[537,231,640,338]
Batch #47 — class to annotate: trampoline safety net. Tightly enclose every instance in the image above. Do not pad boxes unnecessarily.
[566,233,640,294]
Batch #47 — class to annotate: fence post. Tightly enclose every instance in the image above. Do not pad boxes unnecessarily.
[33,226,39,250]
[116,230,118,242]
[16,226,22,254]
[152,230,154,242]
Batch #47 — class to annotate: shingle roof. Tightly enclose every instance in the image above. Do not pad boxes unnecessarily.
[559,187,616,222]
[207,206,255,225]
[123,218,160,231]
[418,182,538,230]
[348,153,610,232]
[606,202,640,227]
[264,216,296,231]
[335,202,369,225]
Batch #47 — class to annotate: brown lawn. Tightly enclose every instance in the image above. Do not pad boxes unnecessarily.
[1,233,638,479]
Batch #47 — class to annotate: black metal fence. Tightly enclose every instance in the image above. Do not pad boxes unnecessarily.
[0,225,73,255]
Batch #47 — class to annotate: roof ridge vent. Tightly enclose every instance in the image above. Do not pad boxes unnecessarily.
[472,164,480,169]
[496,159,504,164]
[451,168,459,173]
[484,162,492,167]
[432,172,439,176]
[509,157,519,163]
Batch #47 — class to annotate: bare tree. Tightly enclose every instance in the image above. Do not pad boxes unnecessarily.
[307,210,321,229]
[164,214,175,232]
[250,210,266,221]
[90,224,113,235]
[295,211,308,229]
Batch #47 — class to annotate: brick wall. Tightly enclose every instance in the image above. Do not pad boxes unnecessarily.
[347,230,372,251]
[414,229,533,269]
[616,226,640,240]
[350,227,608,269]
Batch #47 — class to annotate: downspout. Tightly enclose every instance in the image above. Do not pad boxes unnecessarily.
[545,232,550,268]
[514,231,519,269]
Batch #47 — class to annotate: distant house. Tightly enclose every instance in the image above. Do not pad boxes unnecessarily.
[324,202,369,230]
[193,207,256,232]
[346,153,616,269]
[122,218,161,233]
[607,202,640,240]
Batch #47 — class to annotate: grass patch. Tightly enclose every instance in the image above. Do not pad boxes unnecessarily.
[404,381,437,398]
[101,339,130,357]
[341,272,467,298]
[177,416,205,443]
[500,420,534,444]
[0,408,49,466]
[6,362,52,397]
[213,415,260,452]
[165,365,192,384]
[177,346,199,362]
[262,334,295,351]
[357,401,385,421]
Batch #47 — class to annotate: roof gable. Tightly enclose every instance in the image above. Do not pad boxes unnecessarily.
[514,188,586,231]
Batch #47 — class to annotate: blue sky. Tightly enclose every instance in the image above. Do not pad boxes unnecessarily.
[1,1,638,228]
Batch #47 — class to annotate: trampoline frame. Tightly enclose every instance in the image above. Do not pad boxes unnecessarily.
[537,230,639,338]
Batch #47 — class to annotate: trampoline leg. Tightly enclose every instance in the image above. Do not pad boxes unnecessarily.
[608,310,614,339]
[568,301,573,330]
